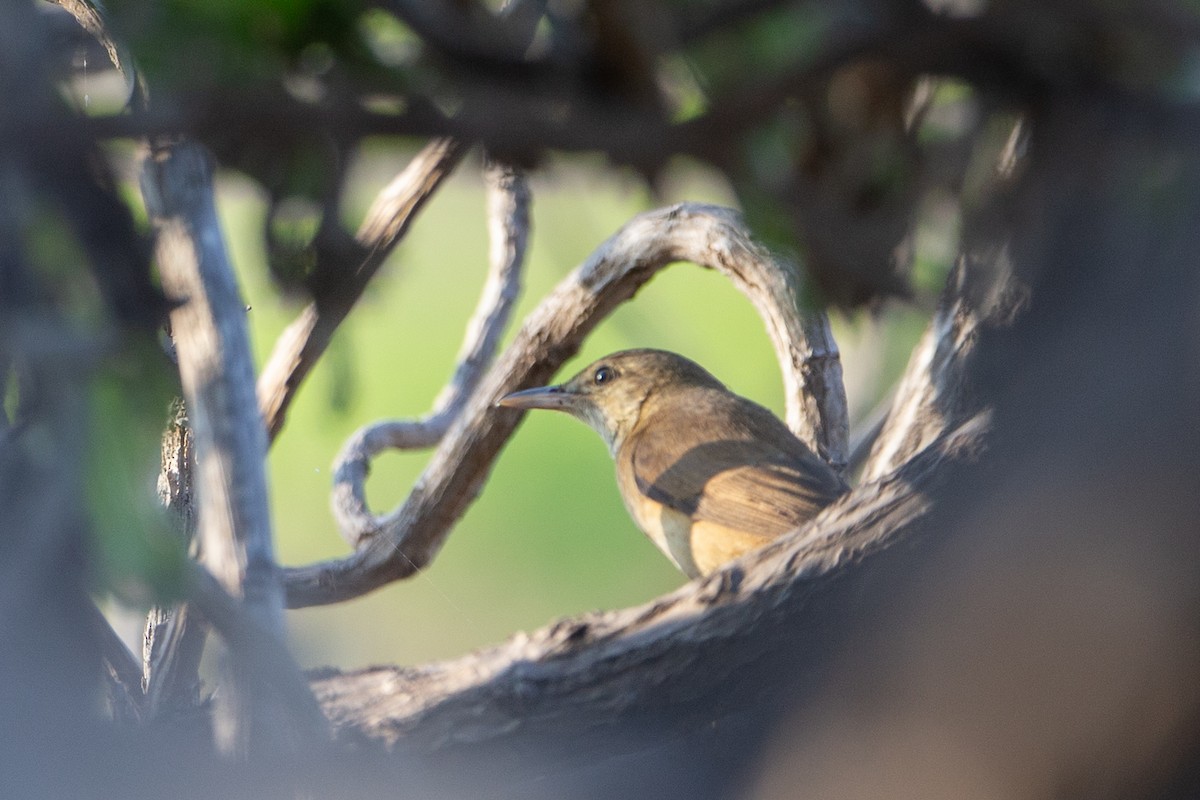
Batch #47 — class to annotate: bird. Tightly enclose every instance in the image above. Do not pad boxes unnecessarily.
[497,349,848,578]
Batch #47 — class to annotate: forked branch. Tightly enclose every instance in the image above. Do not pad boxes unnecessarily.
[304,193,1004,764]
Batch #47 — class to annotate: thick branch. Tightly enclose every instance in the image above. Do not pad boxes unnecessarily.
[862,120,1029,482]
[861,263,978,482]
[331,161,531,545]
[143,140,316,753]
[311,416,985,750]
[864,259,1020,483]
[144,140,281,629]
[284,203,847,607]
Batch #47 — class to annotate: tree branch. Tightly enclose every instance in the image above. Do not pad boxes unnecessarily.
[143,139,317,753]
[183,561,329,743]
[284,203,847,607]
[86,600,144,723]
[331,160,531,546]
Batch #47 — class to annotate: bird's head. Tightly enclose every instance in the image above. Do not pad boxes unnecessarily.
[497,349,725,454]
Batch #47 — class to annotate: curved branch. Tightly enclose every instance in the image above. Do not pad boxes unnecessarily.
[256,1,537,450]
[860,114,1030,482]
[861,261,977,483]
[330,161,531,546]
[284,203,847,608]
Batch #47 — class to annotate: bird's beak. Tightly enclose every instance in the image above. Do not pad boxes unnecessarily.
[496,384,580,411]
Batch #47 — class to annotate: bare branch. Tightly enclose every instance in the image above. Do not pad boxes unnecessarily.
[142,604,207,717]
[331,161,531,546]
[845,392,892,478]
[284,203,847,607]
[861,284,963,481]
[354,138,468,258]
[860,257,1014,482]
[143,139,314,753]
[799,313,850,471]
[144,139,281,630]
[858,109,1030,482]
[257,138,468,442]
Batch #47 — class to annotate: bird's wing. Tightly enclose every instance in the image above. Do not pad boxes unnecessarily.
[627,395,846,539]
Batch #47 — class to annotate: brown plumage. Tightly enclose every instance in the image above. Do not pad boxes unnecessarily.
[498,349,848,577]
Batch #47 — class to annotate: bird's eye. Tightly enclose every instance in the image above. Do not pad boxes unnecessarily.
[593,366,614,385]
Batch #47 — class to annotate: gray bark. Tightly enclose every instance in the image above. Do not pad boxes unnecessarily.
[142,139,320,754]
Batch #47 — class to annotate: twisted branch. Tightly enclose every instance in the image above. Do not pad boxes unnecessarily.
[330,161,531,546]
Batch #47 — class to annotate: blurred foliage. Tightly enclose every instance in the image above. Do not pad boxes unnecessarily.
[105,0,373,89]
[686,4,832,94]
[1,90,181,610]
[86,344,188,606]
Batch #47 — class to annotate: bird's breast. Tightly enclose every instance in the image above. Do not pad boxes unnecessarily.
[617,466,773,578]
[626,491,702,577]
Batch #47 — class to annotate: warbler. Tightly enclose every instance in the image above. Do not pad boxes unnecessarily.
[498,349,848,577]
